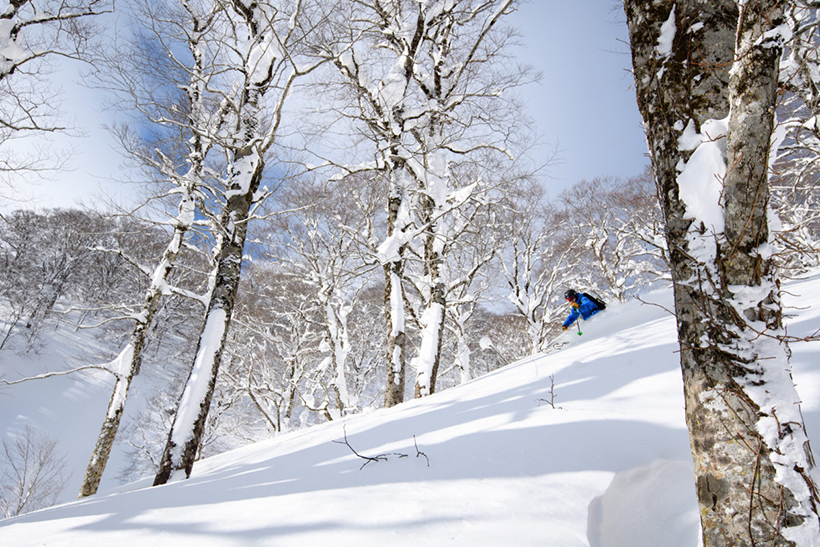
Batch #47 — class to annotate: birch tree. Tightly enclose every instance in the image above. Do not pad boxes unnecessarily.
[77,0,220,498]
[402,0,523,399]
[224,265,325,434]
[0,426,70,518]
[0,209,111,351]
[273,173,383,416]
[499,188,576,355]
[320,0,526,404]
[772,3,820,272]
[559,174,667,302]
[623,1,820,544]
[438,210,496,386]
[319,0,423,407]
[153,0,326,485]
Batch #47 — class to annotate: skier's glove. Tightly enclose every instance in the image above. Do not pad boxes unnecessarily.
[561,326,567,331]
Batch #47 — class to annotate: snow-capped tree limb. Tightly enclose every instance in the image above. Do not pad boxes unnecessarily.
[0,364,117,386]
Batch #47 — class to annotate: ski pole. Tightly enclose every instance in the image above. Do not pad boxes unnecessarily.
[576,317,582,336]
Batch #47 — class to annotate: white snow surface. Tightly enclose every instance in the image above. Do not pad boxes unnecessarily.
[3,274,820,546]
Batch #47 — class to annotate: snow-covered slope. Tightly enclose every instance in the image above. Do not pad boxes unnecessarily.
[2,274,820,547]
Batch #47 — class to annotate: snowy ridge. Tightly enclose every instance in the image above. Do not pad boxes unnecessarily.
[2,275,820,546]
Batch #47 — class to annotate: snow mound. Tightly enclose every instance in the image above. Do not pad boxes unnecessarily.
[587,459,701,547]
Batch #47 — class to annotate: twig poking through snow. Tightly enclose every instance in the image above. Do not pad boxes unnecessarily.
[334,426,431,470]
[538,374,562,410]
[414,435,430,467]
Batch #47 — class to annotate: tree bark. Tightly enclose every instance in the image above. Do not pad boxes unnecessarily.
[383,251,407,407]
[382,120,410,409]
[150,0,312,484]
[413,199,446,398]
[79,224,187,497]
[80,0,214,493]
[623,1,820,544]
[153,146,262,485]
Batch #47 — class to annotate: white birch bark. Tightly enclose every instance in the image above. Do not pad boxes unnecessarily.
[78,0,216,497]
[153,0,320,484]
[325,0,522,405]
[78,218,192,497]
[324,295,353,413]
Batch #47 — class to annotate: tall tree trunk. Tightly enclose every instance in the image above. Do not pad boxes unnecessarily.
[623,1,820,544]
[383,258,407,407]
[79,223,189,497]
[153,146,262,485]
[81,0,215,495]
[384,167,408,408]
[150,0,309,482]
[323,297,352,416]
[412,285,445,398]
[414,201,446,398]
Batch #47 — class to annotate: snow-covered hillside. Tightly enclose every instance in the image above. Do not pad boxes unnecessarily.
[2,273,820,547]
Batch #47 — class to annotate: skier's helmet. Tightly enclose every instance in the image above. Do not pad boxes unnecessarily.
[564,289,578,302]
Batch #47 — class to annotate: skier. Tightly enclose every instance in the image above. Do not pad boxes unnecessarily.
[561,289,603,331]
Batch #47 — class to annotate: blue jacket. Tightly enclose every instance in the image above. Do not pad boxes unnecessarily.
[562,294,601,328]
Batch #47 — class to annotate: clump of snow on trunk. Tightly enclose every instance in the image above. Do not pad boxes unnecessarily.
[411,302,444,397]
[676,116,729,264]
[167,307,228,477]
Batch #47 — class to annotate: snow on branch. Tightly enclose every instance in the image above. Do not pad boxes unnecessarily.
[0,364,117,386]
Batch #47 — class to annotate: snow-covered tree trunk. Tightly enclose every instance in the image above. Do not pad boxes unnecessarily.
[323,0,522,406]
[624,0,820,544]
[153,0,315,484]
[413,189,448,398]
[153,144,263,485]
[449,300,475,385]
[320,286,354,416]
[79,0,216,496]
[409,0,515,398]
[412,290,446,398]
[79,217,191,497]
[329,45,413,408]
[383,175,409,408]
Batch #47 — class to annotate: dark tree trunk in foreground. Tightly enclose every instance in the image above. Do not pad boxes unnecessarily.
[623,0,820,544]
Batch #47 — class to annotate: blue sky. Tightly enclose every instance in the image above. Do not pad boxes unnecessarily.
[11,1,650,211]
[510,0,649,195]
